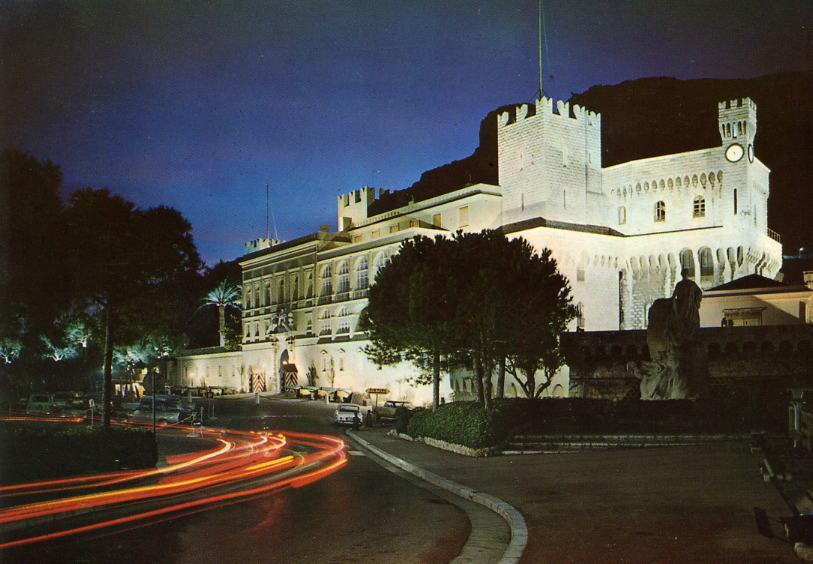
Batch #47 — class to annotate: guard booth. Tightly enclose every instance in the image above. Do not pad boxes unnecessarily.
[281,363,299,393]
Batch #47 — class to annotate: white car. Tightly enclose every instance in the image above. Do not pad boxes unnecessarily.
[334,404,365,426]
[26,393,56,415]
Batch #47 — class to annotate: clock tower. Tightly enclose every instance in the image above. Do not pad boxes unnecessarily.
[718,98,757,163]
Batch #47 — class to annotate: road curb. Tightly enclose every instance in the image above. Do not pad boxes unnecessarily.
[348,430,527,563]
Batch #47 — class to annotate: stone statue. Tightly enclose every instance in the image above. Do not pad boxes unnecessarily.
[633,269,708,400]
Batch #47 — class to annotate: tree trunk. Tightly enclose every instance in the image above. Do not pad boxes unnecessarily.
[432,347,440,411]
[483,357,493,411]
[496,355,505,399]
[102,305,114,428]
[473,355,485,404]
[218,305,226,347]
[522,367,536,399]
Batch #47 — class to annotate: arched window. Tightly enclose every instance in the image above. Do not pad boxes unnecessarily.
[693,196,705,218]
[320,265,332,296]
[618,206,626,225]
[576,303,585,330]
[699,248,714,278]
[679,249,695,278]
[374,253,387,277]
[356,257,369,289]
[654,201,666,222]
[337,261,350,293]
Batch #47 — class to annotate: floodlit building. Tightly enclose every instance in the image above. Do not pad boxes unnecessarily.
[174,97,783,403]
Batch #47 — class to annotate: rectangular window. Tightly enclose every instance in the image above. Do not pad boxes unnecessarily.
[432,213,442,227]
[389,224,400,233]
[351,234,362,244]
[459,206,469,228]
[577,266,585,282]
[408,219,418,228]
[371,229,380,239]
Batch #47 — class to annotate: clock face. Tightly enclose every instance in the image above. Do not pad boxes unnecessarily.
[725,143,744,163]
[748,144,754,163]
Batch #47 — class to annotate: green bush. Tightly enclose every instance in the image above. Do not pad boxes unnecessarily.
[406,402,503,448]
[395,406,419,434]
[0,423,158,483]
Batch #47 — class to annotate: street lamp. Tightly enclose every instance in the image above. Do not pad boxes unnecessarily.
[151,368,156,434]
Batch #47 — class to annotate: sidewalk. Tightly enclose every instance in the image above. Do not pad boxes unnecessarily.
[355,428,796,563]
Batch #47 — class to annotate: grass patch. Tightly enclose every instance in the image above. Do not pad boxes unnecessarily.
[0,423,158,483]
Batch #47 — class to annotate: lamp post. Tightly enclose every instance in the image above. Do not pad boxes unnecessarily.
[151,368,156,434]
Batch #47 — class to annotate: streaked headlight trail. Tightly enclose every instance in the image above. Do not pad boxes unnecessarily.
[0,417,348,550]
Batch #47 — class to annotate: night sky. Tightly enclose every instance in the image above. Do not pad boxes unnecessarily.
[3,1,812,265]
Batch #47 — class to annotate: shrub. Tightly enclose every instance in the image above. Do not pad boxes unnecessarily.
[0,423,158,483]
[406,402,503,448]
[395,406,419,434]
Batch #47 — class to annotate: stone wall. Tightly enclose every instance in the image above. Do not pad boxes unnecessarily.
[564,325,813,400]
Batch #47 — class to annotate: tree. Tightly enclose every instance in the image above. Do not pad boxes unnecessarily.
[0,338,22,365]
[361,235,458,410]
[1,150,69,334]
[453,231,575,406]
[64,189,202,427]
[199,280,242,347]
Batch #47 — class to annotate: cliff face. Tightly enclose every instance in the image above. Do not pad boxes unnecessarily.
[568,72,813,250]
[373,72,813,250]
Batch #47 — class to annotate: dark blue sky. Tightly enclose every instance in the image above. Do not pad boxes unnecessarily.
[4,1,812,265]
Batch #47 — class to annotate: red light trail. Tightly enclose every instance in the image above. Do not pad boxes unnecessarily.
[0,417,348,550]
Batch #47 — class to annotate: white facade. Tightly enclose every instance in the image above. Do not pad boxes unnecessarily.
[175,97,782,404]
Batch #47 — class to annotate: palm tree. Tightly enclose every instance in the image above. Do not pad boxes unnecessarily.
[200,280,242,347]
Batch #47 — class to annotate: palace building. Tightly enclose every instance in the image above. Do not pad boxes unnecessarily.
[173,96,782,403]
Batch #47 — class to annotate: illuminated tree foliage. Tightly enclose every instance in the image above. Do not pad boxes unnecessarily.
[199,280,242,347]
[64,188,202,426]
[361,235,458,410]
[363,230,575,409]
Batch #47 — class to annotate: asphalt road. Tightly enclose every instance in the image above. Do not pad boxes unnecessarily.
[3,396,469,563]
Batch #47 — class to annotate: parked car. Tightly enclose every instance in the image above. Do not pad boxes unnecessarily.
[334,403,365,426]
[375,400,414,421]
[298,386,319,400]
[130,396,183,424]
[52,391,82,409]
[334,389,352,402]
[317,387,340,401]
[26,393,56,415]
[60,398,94,418]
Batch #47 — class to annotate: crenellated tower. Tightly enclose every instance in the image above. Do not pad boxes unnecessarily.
[718,98,757,162]
[497,97,602,225]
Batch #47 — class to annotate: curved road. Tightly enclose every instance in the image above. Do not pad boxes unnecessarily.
[1,396,469,563]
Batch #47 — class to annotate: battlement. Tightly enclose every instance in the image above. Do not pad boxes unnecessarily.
[337,186,378,208]
[497,96,601,128]
[718,98,757,113]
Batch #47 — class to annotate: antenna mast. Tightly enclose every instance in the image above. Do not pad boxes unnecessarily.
[265,184,269,240]
[537,0,544,100]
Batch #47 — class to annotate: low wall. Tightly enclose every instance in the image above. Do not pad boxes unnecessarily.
[564,325,813,400]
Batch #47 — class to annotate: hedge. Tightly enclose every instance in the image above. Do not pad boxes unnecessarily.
[0,423,158,483]
[493,394,786,436]
[406,402,504,448]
